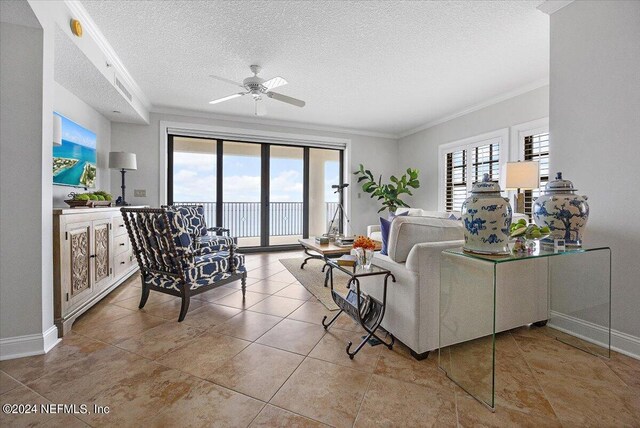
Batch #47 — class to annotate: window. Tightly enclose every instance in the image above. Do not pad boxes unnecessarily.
[523,132,549,216]
[168,135,344,249]
[442,133,504,212]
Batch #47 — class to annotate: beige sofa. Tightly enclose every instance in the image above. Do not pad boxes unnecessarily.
[362,212,547,359]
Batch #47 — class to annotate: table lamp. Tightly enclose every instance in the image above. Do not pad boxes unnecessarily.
[108,152,137,206]
[504,161,539,213]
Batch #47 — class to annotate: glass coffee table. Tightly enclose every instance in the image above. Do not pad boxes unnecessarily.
[322,259,395,359]
[439,245,611,410]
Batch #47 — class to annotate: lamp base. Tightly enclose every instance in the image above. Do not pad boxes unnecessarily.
[514,192,525,214]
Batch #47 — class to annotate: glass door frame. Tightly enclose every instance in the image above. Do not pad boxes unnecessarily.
[168,134,344,251]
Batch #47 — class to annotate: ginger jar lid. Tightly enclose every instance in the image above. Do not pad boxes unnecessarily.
[471,173,501,194]
[544,172,577,193]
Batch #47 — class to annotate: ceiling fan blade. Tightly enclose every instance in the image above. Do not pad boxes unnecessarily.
[209,92,246,105]
[267,91,305,107]
[209,74,245,89]
[255,99,266,116]
[262,76,288,91]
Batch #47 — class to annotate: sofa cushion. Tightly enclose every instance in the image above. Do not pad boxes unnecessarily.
[379,212,407,255]
[419,210,452,219]
[395,208,423,216]
[387,216,464,263]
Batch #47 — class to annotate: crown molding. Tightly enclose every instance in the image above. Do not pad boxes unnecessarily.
[398,78,550,139]
[537,0,575,15]
[150,105,399,140]
[64,0,151,110]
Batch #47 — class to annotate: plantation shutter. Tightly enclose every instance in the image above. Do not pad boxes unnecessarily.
[444,140,500,212]
[445,149,467,212]
[523,132,550,216]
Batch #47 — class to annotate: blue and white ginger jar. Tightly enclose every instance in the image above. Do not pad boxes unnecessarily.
[532,172,589,246]
[461,174,512,255]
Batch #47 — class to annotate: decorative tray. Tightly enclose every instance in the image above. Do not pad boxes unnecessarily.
[64,199,113,208]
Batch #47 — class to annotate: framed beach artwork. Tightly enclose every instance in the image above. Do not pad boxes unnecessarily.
[52,112,97,188]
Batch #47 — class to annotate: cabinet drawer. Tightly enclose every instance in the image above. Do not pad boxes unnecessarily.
[113,216,128,237]
[114,233,129,255]
[114,250,135,277]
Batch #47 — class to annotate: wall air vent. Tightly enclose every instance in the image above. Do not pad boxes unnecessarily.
[114,75,133,102]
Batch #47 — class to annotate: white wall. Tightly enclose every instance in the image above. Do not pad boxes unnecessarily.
[0,9,57,358]
[110,111,399,236]
[398,86,549,210]
[550,1,640,340]
[52,82,111,207]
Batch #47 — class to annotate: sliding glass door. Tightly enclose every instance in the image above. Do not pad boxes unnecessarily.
[309,148,342,237]
[222,141,262,247]
[168,135,343,249]
[269,145,304,246]
[168,136,217,226]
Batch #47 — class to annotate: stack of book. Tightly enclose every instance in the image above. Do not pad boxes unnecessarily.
[336,236,354,247]
[336,254,357,267]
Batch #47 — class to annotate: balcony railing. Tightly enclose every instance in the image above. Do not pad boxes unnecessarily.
[177,202,339,238]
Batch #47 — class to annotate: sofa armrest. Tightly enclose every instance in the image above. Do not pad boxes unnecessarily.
[405,240,465,273]
[367,224,381,237]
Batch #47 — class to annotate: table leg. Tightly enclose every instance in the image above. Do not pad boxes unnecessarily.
[300,247,322,269]
[322,310,343,330]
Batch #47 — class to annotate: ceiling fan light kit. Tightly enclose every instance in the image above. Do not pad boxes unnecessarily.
[209,65,305,116]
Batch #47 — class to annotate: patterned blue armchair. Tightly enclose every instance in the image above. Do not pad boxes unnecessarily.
[121,207,246,321]
[163,205,236,253]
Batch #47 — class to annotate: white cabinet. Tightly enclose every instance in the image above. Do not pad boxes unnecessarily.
[53,207,139,336]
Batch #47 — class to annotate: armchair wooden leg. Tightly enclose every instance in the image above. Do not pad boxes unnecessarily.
[241,274,246,299]
[178,294,191,322]
[139,283,150,309]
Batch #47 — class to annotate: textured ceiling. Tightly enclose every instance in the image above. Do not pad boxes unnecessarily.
[81,0,549,135]
[54,26,145,124]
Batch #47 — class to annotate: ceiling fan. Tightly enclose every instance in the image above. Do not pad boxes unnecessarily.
[208,65,305,116]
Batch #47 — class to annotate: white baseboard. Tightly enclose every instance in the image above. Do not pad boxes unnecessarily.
[548,311,640,360]
[0,325,60,361]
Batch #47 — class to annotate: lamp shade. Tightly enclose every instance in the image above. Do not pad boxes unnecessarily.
[504,161,539,190]
[108,152,137,170]
[53,114,62,146]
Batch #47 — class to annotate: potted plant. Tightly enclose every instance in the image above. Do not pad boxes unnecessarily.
[353,164,420,214]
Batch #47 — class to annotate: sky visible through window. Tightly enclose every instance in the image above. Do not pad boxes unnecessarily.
[173,152,339,203]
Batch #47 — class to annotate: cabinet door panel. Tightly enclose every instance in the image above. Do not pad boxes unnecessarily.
[66,222,92,310]
[93,220,111,286]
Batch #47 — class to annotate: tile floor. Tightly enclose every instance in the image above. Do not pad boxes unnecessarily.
[1,250,639,427]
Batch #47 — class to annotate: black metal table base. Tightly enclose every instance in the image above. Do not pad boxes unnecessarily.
[300,247,325,269]
[321,265,395,359]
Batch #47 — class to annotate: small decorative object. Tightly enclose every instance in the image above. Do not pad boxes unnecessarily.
[532,172,589,246]
[509,219,551,254]
[315,236,329,245]
[554,238,566,251]
[353,164,420,214]
[65,191,113,208]
[108,152,137,206]
[353,236,376,269]
[461,173,512,255]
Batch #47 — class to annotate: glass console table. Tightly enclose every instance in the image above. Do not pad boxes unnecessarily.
[438,245,611,410]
